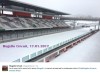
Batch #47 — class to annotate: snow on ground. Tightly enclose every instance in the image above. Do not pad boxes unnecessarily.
[0,28,92,62]
[51,31,100,62]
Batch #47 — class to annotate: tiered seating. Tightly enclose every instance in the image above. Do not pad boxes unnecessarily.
[54,20,69,27]
[0,26,4,30]
[48,20,57,27]
[40,19,53,28]
[35,19,48,28]
[0,16,69,30]
[24,18,37,28]
[41,19,53,28]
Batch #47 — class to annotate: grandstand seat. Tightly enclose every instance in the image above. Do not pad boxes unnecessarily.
[0,16,69,30]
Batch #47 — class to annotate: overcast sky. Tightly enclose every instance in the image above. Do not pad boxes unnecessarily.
[17,0,100,17]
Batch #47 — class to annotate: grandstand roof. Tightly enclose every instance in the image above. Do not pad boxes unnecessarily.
[0,0,69,15]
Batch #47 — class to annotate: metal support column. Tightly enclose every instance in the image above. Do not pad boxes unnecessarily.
[1,0,4,15]
[98,21,100,30]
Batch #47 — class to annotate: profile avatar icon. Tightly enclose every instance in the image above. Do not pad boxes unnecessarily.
[2,65,8,71]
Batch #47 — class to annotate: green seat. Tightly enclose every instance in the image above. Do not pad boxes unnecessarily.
[0,27,5,31]
[32,24,37,27]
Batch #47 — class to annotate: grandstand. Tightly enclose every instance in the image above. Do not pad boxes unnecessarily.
[0,16,69,30]
[0,0,72,43]
[0,0,99,62]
